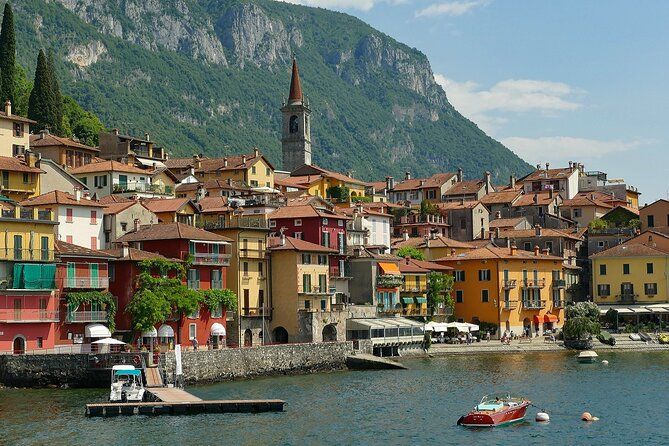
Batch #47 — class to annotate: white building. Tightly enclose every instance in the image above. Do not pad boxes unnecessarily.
[20,190,106,250]
[344,205,392,251]
[518,163,580,200]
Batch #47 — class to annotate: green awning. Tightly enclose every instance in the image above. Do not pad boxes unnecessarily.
[415,297,427,304]
[401,297,414,304]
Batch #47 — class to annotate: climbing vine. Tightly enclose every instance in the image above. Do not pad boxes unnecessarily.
[66,291,117,332]
[200,289,237,312]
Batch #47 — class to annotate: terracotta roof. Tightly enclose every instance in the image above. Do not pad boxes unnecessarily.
[268,235,337,253]
[436,246,563,261]
[276,175,321,188]
[274,177,308,190]
[288,58,303,103]
[175,179,250,193]
[590,243,669,258]
[98,195,133,205]
[392,173,456,191]
[339,207,392,218]
[0,110,35,124]
[602,205,639,218]
[164,151,275,173]
[520,167,576,182]
[141,197,196,214]
[100,247,177,262]
[391,235,474,250]
[20,190,106,208]
[480,189,522,205]
[368,181,387,192]
[197,196,231,213]
[103,201,139,215]
[435,201,482,210]
[640,199,669,211]
[291,165,368,186]
[489,217,528,229]
[29,133,99,151]
[0,156,43,173]
[69,160,148,175]
[269,204,351,220]
[55,240,113,258]
[562,191,616,209]
[511,192,556,207]
[117,222,232,243]
[442,179,485,196]
[398,257,453,272]
[498,228,584,241]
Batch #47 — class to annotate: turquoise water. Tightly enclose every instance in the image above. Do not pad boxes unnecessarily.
[2,351,669,445]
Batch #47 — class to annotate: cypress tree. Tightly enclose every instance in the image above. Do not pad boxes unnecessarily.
[28,49,55,131]
[0,2,16,105]
[47,49,64,135]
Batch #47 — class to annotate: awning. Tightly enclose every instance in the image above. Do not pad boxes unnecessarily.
[544,314,558,323]
[85,323,111,338]
[378,262,400,275]
[415,297,427,304]
[211,323,226,336]
[158,324,175,337]
[142,327,158,338]
[629,307,651,314]
[533,315,541,324]
[401,297,414,304]
[115,369,141,376]
[136,157,166,169]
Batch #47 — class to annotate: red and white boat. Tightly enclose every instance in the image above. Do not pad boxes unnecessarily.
[457,394,530,427]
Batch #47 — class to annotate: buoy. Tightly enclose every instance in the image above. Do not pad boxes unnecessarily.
[581,412,593,421]
[536,412,550,422]
[602,360,609,365]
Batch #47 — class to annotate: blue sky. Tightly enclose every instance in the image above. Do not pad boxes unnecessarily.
[282,0,669,202]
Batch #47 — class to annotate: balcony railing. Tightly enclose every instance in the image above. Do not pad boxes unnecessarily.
[329,266,352,279]
[190,252,231,266]
[112,183,173,195]
[503,300,519,310]
[553,300,565,308]
[66,310,108,323]
[0,309,59,322]
[298,286,330,295]
[0,207,54,222]
[0,249,55,262]
[617,293,638,303]
[241,307,272,317]
[62,276,109,289]
[553,279,566,289]
[503,279,517,289]
[211,280,223,290]
[199,217,269,231]
[240,248,266,259]
[522,300,546,309]
[524,279,546,289]
[403,308,428,316]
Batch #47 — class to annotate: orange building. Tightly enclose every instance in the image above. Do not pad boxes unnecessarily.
[437,245,565,338]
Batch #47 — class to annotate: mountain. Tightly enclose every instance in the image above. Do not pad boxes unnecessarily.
[10,0,531,182]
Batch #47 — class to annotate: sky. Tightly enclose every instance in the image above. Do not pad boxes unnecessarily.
[281,0,669,203]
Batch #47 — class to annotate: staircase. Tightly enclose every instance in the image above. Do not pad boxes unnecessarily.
[144,366,163,388]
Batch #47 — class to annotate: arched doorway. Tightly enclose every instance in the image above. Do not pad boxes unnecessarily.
[244,329,253,347]
[272,327,288,344]
[13,336,25,355]
[322,324,337,342]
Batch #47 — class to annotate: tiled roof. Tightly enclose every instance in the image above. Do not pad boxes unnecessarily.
[339,207,391,218]
[436,246,563,261]
[175,179,250,193]
[590,243,669,258]
[197,196,230,213]
[520,167,576,182]
[392,173,456,191]
[117,222,232,243]
[442,179,485,196]
[498,228,584,241]
[0,156,43,173]
[164,151,275,173]
[269,204,351,220]
[20,190,106,208]
[69,160,148,175]
[290,165,368,186]
[435,200,482,210]
[562,191,616,209]
[141,197,196,214]
[391,235,474,250]
[103,201,139,215]
[489,217,527,229]
[98,195,133,205]
[398,257,453,272]
[55,240,113,258]
[511,192,556,207]
[29,133,99,151]
[274,177,309,189]
[100,247,177,262]
[267,235,337,253]
[480,189,522,205]
[0,110,35,124]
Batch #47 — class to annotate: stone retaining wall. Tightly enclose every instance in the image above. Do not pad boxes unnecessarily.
[0,354,107,387]
[165,341,354,384]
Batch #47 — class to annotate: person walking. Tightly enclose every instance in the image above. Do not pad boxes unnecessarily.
[485,331,491,342]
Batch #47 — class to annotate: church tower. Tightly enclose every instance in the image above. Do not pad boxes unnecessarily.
[281,58,312,173]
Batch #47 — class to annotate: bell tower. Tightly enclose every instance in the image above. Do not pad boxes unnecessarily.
[281,58,312,173]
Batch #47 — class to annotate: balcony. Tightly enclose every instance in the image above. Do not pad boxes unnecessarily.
[66,310,108,323]
[503,300,519,310]
[553,299,565,308]
[190,252,231,266]
[62,276,109,289]
[112,183,173,195]
[522,300,546,309]
[329,266,352,279]
[403,308,428,316]
[553,279,566,289]
[524,279,546,289]
[0,309,59,322]
[240,248,266,259]
[211,280,223,290]
[200,216,270,231]
[0,249,55,262]
[1,207,55,222]
[617,293,638,304]
[503,279,517,289]
[298,286,330,295]
[241,307,272,317]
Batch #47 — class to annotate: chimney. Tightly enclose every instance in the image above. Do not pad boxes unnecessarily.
[430,231,437,240]
[24,149,37,168]
[82,191,91,200]
[192,154,201,170]
[542,248,550,255]
[510,243,517,256]
[223,157,228,168]
[253,148,259,158]
[510,174,516,189]
[450,248,456,257]
[386,176,395,191]
[112,128,119,135]
[495,227,500,239]
[242,155,247,164]
[403,230,409,241]
[74,187,82,202]
[536,164,541,170]
[535,224,541,236]
[419,180,425,187]
[569,161,574,171]
[280,227,286,246]
[227,178,232,186]
[405,171,411,181]
[549,188,554,199]
[134,218,141,232]
[356,202,363,214]
[545,163,550,171]
[533,194,539,204]
[457,168,463,182]
[484,171,492,193]
[121,242,129,258]
[189,166,195,177]
[4,100,11,116]
[495,211,502,220]
[39,129,49,140]
[347,171,353,178]
[145,133,150,141]
[534,245,540,256]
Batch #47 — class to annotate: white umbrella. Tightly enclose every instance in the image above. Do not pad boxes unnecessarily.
[92,338,126,345]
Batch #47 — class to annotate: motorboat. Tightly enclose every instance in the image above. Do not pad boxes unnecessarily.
[457,394,530,427]
[576,350,598,363]
[109,365,145,402]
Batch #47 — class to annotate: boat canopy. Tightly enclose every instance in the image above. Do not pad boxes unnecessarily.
[85,323,111,338]
[114,369,142,376]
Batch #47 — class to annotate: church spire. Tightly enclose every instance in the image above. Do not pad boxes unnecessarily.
[288,57,303,104]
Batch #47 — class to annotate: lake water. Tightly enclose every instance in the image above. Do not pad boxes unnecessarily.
[2,351,669,445]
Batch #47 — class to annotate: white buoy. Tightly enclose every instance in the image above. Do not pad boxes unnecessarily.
[602,360,609,365]
[536,412,550,422]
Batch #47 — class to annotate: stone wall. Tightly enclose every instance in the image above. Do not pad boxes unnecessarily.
[0,354,107,387]
[165,341,353,384]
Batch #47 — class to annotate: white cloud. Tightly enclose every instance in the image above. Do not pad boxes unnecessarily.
[415,0,491,17]
[278,0,406,12]
[500,136,645,162]
[434,74,582,133]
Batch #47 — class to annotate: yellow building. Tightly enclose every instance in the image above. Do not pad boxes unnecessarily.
[0,202,58,283]
[391,235,475,261]
[197,197,271,347]
[0,101,34,158]
[0,153,42,201]
[280,164,367,204]
[141,197,199,225]
[29,130,99,168]
[164,149,275,189]
[268,235,336,343]
[591,231,669,306]
[438,245,565,337]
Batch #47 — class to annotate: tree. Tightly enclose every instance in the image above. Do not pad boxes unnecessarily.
[396,246,424,260]
[326,185,350,202]
[0,2,16,104]
[419,200,438,217]
[563,301,601,345]
[28,49,56,131]
[588,218,608,231]
[47,49,64,135]
[426,272,454,316]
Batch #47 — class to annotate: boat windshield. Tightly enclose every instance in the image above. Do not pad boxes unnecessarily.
[479,393,523,405]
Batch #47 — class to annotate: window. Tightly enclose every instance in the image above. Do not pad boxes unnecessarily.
[321,299,327,311]
[460,219,466,230]
[302,274,312,292]
[302,254,311,264]
[66,208,73,223]
[294,219,302,226]
[37,337,43,348]
[90,237,97,250]
[66,235,73,244]
[317,254,328,265]
[338,232,345,254]
[598,241,606,248]
[456,290,463,303]
[13,122,24,137]
[294,232,302,239]
[90,210,97,224]
[599,264,607,276]
[322,230,330,248]
[454,270,465,282]
[304,300,311,309]
[94,175,108,188]
[318,274,327,292]
[647,263,654,274]
[623,264,630,275]
[12,144,25,156]
[22,173,29,184]
[109,264,115,282]
[338,219,344,227]
[187,268,200,289]
[40,236,49,261]
[211,269,222,288]
[478,269,491,281]
[481,289,489,303]
[645,283,658,295]
[1,171,7,189]
[251,166,257,174]
[647,215,655,228]
[597,284,610,297]
[266,167,270,176]
[13,234,22,260]
[120,222,127,231]
[524,242,532,251]
[242,261,249,276]
[189,324,197,340]
[269,220,276,228]
[250,180,259,187]
[573,208,582,218]
[322,218,329,225]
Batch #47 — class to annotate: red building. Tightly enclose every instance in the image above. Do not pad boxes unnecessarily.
[114,222,232,347]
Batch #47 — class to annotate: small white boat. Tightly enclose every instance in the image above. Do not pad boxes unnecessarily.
[577,350,598,363]
[109,365,145,402]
